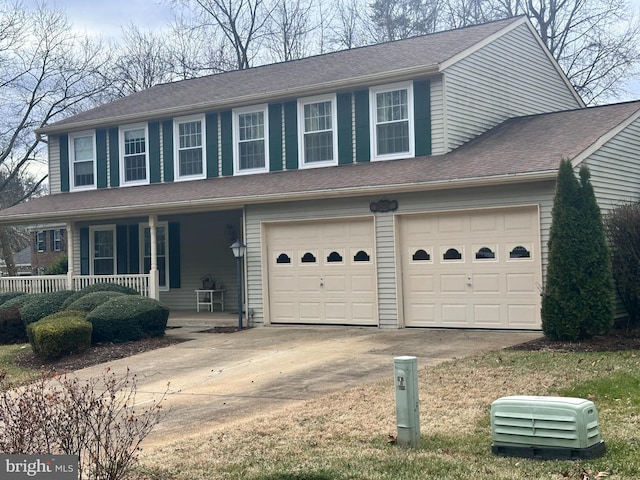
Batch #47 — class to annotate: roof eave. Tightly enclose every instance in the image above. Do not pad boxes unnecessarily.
[0,170,558,226]
[37,65,440,135]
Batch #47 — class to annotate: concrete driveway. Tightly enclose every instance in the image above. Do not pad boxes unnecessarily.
[72,326,541,447]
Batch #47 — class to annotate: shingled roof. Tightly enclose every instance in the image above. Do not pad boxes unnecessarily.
[39,16,525,134]
[5,101,640,225]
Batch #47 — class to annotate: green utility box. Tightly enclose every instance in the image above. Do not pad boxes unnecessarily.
[491,395,606,459]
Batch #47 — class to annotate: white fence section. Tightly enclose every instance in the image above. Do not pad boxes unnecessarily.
[0,274,151,297]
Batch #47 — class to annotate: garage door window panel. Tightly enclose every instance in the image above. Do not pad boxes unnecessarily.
[301,251,318,264]
[412,248,432,262]
[326,250,344,264]
[508,244,532,260]
[442,247,464,262]
[276,253,292,264]
[474,246,497,261]
[352,249,372,263]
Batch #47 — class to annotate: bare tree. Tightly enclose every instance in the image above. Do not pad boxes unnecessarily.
[174,0,274,69]
[330,0,371,49]
[0,2,111,271]
[369,0,441,42]
[265,0,316,62]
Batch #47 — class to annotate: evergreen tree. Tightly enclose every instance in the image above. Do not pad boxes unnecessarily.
[542,160,614,340]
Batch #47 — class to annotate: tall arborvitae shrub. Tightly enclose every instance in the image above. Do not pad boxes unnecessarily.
[542,160,614,341]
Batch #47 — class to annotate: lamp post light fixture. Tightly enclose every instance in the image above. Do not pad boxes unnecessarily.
[230,240,246,330]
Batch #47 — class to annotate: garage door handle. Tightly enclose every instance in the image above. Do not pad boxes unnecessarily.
[320,277,324,287]
[466,275,472,286]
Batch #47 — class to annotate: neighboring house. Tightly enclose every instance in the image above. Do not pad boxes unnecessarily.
[30,226,67,274]
[0,246,32,276]
[0,16,639,329]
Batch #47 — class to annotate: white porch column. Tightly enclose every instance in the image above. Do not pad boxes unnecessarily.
[66,222,75,291]
[148,215,160,300]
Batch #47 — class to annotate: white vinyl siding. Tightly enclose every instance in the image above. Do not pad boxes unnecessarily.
[429,75,446,155]
[582,117,640,212]
[48,136,61,194]
[443,23,581,151]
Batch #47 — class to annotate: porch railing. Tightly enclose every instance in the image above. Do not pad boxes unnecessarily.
[0,274,151,297]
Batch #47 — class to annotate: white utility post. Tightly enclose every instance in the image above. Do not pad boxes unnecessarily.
[393,356,421,448]
[66,222,75,290]
[148,215,159,300]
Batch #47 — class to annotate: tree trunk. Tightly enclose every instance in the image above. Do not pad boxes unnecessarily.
[0,226,16,276]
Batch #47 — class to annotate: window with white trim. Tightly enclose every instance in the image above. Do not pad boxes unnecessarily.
[53,230,63,252]
[90,226,116,275]
[174,115,206,180]
[370,82,414,161]
[140,222,169,289]
[36,231,46,252]
[298,94,338,167]
[120,124,149,185]
[69,131,96,190]
[233,105,269,174]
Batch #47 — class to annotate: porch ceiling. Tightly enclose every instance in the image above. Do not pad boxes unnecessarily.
[3,100,639,225]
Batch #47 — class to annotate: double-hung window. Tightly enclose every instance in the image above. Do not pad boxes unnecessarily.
[120,124,149,185]
[36,231,46,252]
[298,94,338,168]
[233,105,269,174]
[53,230,63,252]
[370,82,414,161]
[90,226,116,275]
[69,131,96,190]
[174,115,206,180]
[140,222,169,289]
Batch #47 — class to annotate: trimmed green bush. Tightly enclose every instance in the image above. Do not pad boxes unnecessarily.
[0,293,34,313]
[65,291,127,313]
[27,314,92,360]
[0,307,27,344]
[20,290,76,326]
[0,291,25,307]
[26,310,87,345]
[44,254,68,275]
[61,283,139,309]
[87,296,169,344]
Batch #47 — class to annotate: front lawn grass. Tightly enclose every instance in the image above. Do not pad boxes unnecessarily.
[137,349,640,480]
[0,343,41,388]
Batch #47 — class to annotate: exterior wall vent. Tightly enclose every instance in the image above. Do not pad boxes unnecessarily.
[491,396,606,459]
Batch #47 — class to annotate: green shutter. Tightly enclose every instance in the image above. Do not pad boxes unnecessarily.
[220,111,233,176]
[413,80,432,156]
[269,103,283,171]
[117,225,128,274]
[169,222,181,289]
[80,227,89,275]
[59,134,69,192]
[96,129,108,188]
[284,101,298,170]
[206,113,219,178]
[337,93,353,165]
[109,128,119,187]
[149,121,161,183]
[129,224,139,274]
[162,119,174,182]
[354,90,370,162]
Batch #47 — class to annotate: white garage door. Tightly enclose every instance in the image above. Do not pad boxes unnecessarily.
[266,218,378,325]
[399,207,542,329]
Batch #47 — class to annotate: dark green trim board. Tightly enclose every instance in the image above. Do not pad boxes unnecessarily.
[284,101,298,170]
[148,122,161,183]
[354,90,370,162]
[59,134,69,192]
[268,103,283,171]
[168,222,181,289]
[220,111,233,176]
[96,129,108,188]
[205,113,219,178]
[80,228,89,275]
[413,80,432,156]
[337,93,353,165]
[162,119,174,182]
[108,128,119,187]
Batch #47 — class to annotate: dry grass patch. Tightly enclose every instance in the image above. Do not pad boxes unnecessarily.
[135,349,640,480]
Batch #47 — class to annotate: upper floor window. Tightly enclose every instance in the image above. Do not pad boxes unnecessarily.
[298,94,338,168]
[120,124,149,185]
[233,105,269,174]
[69,131,96,191]
[36,231,46,252]
[53,230,64,252]
[370,82,414,161]
[174,115,206,180]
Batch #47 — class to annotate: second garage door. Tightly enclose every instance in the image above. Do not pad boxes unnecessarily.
[398,206,542,329]
[266,218,378,325]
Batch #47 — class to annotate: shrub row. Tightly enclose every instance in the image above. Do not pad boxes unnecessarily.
[0,283,169,359]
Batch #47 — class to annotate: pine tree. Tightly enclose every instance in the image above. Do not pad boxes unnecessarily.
[542,160,614,340]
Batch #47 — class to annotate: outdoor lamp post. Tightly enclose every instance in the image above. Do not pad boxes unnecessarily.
[230,240,246,330]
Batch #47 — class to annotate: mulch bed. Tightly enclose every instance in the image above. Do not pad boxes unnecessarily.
[508,330,640,353]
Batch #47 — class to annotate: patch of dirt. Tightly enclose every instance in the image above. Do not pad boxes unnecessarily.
[13,336,186,372]
[197,326,244,334]
[509,330,640,352]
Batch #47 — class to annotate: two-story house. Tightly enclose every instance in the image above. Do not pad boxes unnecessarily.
[1,15,640,330]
